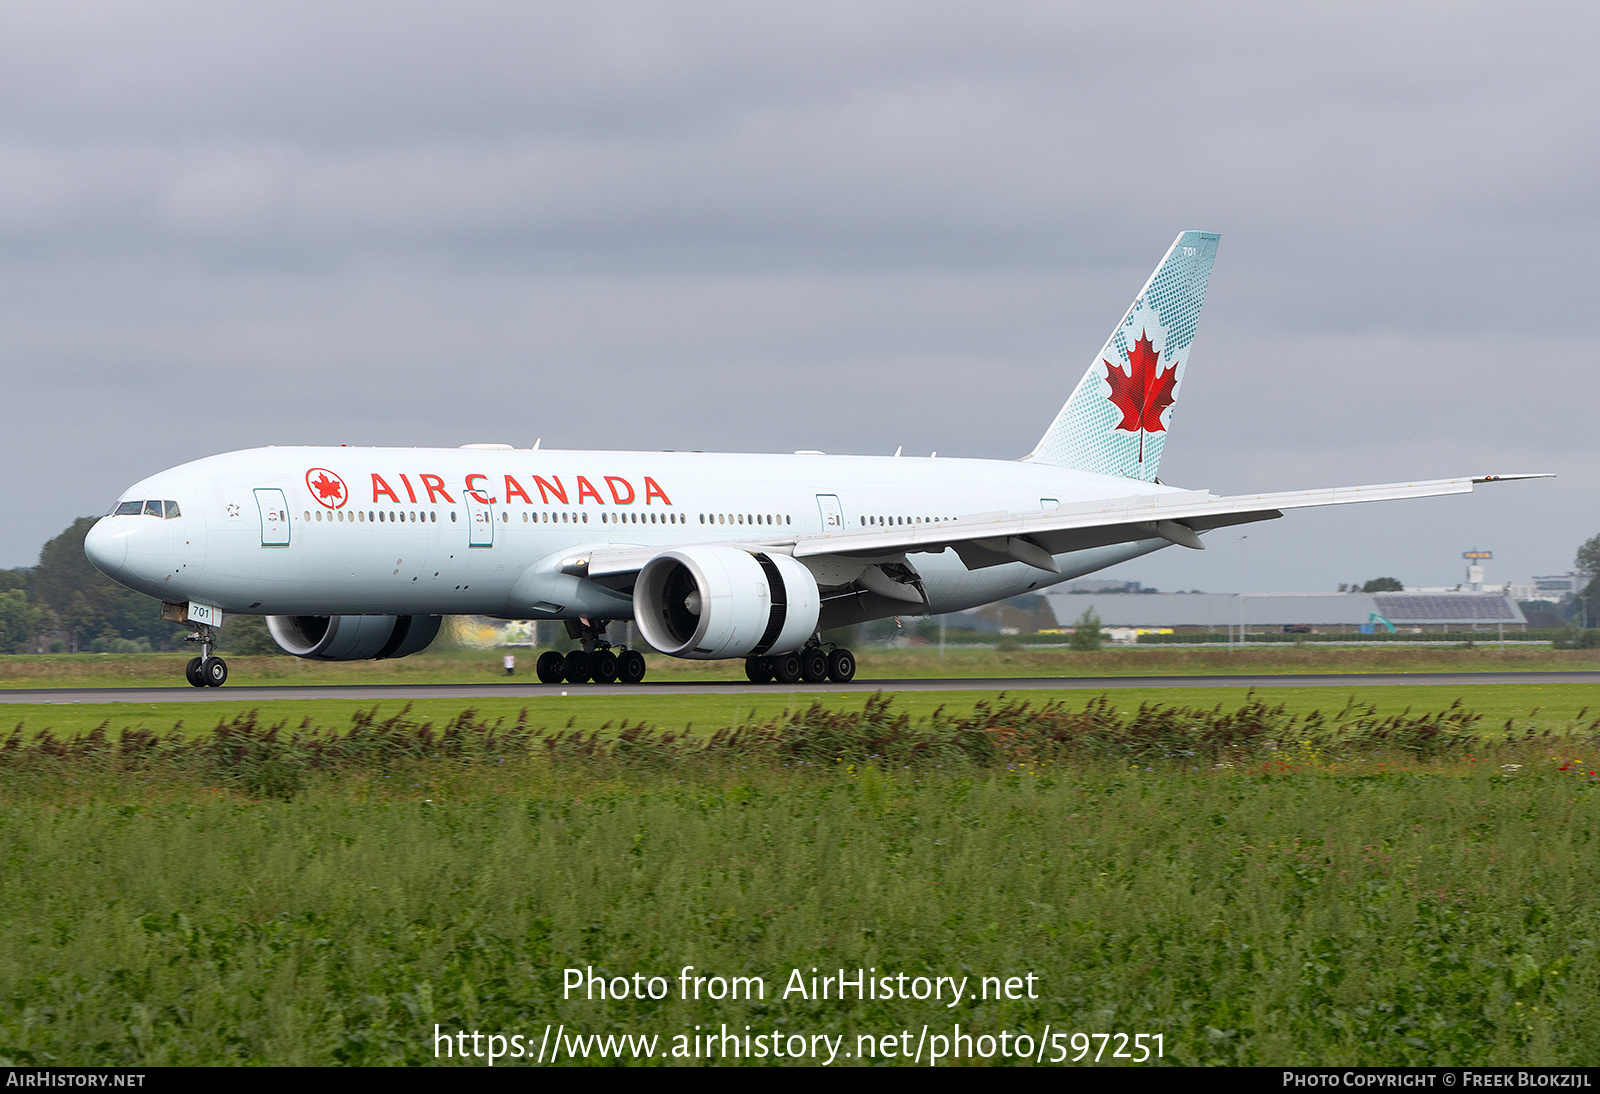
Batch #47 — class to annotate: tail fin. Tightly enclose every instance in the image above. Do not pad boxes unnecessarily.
[1024,230,1219,480]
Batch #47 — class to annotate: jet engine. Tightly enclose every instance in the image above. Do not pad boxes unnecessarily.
[634,545,820,659]
[265,614,443,661]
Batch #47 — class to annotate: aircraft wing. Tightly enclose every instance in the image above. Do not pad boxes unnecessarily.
[791,473,1551,572]
[568,473,1550,581]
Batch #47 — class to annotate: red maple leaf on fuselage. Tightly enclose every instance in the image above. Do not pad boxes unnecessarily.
[311,474,344,501]
[1103,330,1177,461]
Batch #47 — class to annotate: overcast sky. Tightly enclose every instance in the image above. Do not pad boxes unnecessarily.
[2,1,1593,592]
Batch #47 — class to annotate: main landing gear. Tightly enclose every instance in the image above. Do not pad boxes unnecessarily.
[744,642,855,685]
[534,619,648,686]
[182,622,228,688]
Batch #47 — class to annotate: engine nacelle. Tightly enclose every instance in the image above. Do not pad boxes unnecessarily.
[265,614,442,661]
[634,545,820,659]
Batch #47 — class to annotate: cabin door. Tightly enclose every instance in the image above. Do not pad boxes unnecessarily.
[464,486,495,548]
[815,494,844,535]
[254,488,291,547]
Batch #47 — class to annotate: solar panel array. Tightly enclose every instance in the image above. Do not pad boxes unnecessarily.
[1372,594,1523,624]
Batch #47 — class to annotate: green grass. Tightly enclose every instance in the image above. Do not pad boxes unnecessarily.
[3,695,1600,1067]
[2,643,1597,691]
[3,682,1597,745]
[4,752,1598,1065]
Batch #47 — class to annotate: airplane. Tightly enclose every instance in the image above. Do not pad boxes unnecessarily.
[83,230,1549,688]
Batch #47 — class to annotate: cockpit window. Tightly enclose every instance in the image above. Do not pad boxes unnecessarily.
[143,500,164,517]
[164,500,181,519]
[115,501,143,516]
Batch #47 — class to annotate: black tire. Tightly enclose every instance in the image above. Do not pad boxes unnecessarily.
[185,657,206,688]
[618,649,647,685]
[562,651,592,684]
[535,650,565,684]
[203,657,228,687]
[744,658,772,683]
[827,648,856,683]
[590,650,618,684]
[772,652,802,684]
[800,648,829,683]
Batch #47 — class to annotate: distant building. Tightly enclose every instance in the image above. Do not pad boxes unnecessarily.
[972,594,1060,635]
[1507,573,1588,602]
[1039,590,1526,635]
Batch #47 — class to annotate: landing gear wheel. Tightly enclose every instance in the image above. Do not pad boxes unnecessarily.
[590,650,618,684]
[745,657,773,684]
[185,657,206,688]
[562,651,592,684]
[772,652,802,684]
[202,657,228,687]
[617,649,647,685]
[800,648,829,683]
[535,650,565,684]
[827,648,856,683]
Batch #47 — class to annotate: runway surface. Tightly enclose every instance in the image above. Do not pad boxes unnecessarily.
[4,672,1597,705]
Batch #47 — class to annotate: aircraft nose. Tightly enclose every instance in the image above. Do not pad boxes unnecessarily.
[84,517,129,577]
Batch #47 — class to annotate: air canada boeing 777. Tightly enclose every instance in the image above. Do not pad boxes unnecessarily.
[84,231,1548,687]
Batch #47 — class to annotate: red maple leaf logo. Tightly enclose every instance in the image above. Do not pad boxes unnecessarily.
[1104,330,1178,462]
[305,468,347,508]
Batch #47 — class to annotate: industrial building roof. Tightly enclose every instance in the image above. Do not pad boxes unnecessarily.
[1373,593,1525,624]
[1041,591,1526,627]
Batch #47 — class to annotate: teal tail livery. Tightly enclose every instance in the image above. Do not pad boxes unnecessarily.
[1025,230,1220,481]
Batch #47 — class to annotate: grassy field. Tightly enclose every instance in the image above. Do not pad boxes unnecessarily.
[2,643,1597,691]
[3,695,1599,1066]
[4,681,1598,744]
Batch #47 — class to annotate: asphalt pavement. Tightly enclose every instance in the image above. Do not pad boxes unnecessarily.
[3,671,1596,705]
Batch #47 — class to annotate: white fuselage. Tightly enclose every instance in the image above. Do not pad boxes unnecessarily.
[85,446,1181,622]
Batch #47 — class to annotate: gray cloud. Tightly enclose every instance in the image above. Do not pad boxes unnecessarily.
[2,1,1595,590]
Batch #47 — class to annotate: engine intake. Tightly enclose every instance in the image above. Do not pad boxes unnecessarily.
[634,545,820,659]
[265,614,442,661]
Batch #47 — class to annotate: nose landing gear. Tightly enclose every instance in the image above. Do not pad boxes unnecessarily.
[183,622,228,687]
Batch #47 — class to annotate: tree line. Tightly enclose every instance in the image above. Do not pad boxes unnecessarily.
[0,518,194,654]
